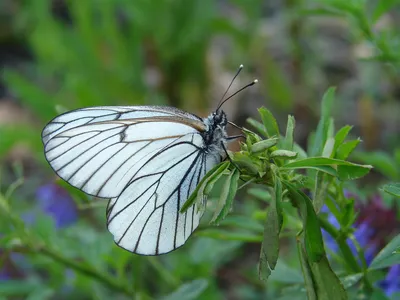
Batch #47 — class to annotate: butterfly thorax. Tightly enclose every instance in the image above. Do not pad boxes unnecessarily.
[202,110,228,154]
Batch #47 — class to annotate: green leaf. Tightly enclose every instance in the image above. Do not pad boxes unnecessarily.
[283,157,372,180]
[297,240,317,300]
[336,139,360,160]
[340,198,356,228]
[293,143,308,159]
[283,181,325,262]
[353,151,399,180]
[180,162,229,213]
[270,150,298,159]
[313,172,331,213]
[210,169,240,224]
[282,115,295,150]
[297,237,347,300]
[310,256,347,299]
[232,153,259,175]
[258,107,279,138]
[160,279,208,300]
[246,118,268,137]
[258,177,283,280]
[294,166,338,177]
[340,273,363,289]
[251,138,278,153]
[369,234,400,270]
[311,87,335,156]
[322,137,335,158]
[333,125,353,156]
[381,183,400,198]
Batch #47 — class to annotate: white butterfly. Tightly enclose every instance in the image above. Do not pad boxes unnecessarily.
[42,67,256,255]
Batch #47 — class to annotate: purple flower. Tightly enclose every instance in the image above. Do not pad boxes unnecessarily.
[348,222,377,266]
[322,193,400,296]
[379,264,400,297]
[36,183,78,228]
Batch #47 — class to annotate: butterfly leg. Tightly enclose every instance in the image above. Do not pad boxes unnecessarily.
[226,135,245,141]
[221,141,241,172]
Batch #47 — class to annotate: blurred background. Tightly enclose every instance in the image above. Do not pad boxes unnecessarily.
[0,0,399,299]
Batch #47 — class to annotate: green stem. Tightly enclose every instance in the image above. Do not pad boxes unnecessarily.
[39,247,134,296]
[1,194,134,296]
[318,216,373,292]
[318,216,360,273]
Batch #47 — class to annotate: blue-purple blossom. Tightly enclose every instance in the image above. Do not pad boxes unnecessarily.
[321,206,376,264]
[36,183,78,228]
[322,193,400,296]
[379,264,400,297]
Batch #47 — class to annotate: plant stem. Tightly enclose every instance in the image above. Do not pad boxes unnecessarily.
[318,216,360,273]
[318,216,374,292]
[39,247,134,296]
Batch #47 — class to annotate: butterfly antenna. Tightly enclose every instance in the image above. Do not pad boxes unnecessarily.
[217,79,258,111]
[216,64,244,111]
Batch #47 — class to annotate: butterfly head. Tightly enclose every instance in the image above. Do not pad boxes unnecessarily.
[206,110,227,129]
[213,110,228,127]
[202,110,228,148]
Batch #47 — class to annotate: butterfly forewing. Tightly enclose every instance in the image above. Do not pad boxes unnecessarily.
[42,106,207,198]
[42,106,224,255]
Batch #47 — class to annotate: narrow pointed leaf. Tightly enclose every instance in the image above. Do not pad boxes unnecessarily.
[381,183,400,198]
[336,139,360,160]
[258,177,283,280]
[258,107,279,138]
[369,234,400,270]
[246,118,268,137]
[311,87,335,156]
[283,181,325,262]
[333,125,353,156]
[210,169,240,224]
[251,138,278,153]
[282,115,295,150]
[181,162,229,212]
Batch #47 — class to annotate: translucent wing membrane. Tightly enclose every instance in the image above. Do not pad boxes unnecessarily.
[42,106,222,255]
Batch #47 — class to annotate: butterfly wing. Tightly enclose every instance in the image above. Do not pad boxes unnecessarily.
[42,106,206,198]
[106,133,221,254]
[42,106,222,255]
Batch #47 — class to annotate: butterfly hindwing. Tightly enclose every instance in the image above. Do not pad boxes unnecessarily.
[107,134,222,255]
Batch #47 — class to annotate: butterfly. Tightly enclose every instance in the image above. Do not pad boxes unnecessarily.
[41,65,257,255]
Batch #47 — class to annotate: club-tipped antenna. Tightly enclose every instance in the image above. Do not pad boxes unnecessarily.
[216,79,258,111]
[216,64,243,111]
